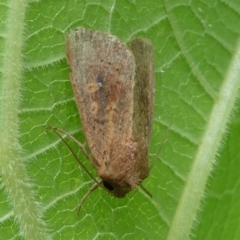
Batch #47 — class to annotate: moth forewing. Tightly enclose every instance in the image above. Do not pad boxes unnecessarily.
[130,38,155,183]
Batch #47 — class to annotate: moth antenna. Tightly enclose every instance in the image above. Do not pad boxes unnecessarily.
[45,125,100,186]
[77,181,101,215]
[149,123,172,170]
[45,125,90,158]
[139,184,152,198]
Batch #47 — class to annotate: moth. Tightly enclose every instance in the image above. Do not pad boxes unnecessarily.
[48,27,155,210]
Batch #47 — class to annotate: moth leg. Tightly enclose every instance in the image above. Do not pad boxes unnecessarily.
[149,123,172,170]
[139,184,152,198]
[77,181,101,215]
[45,125,90,160]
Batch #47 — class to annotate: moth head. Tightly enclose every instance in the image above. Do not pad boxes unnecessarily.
[100,176,138,198]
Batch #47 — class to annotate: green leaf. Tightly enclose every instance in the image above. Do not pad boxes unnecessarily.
[0,0,240,239]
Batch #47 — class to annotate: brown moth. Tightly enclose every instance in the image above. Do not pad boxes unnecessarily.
[49,27,155,209]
